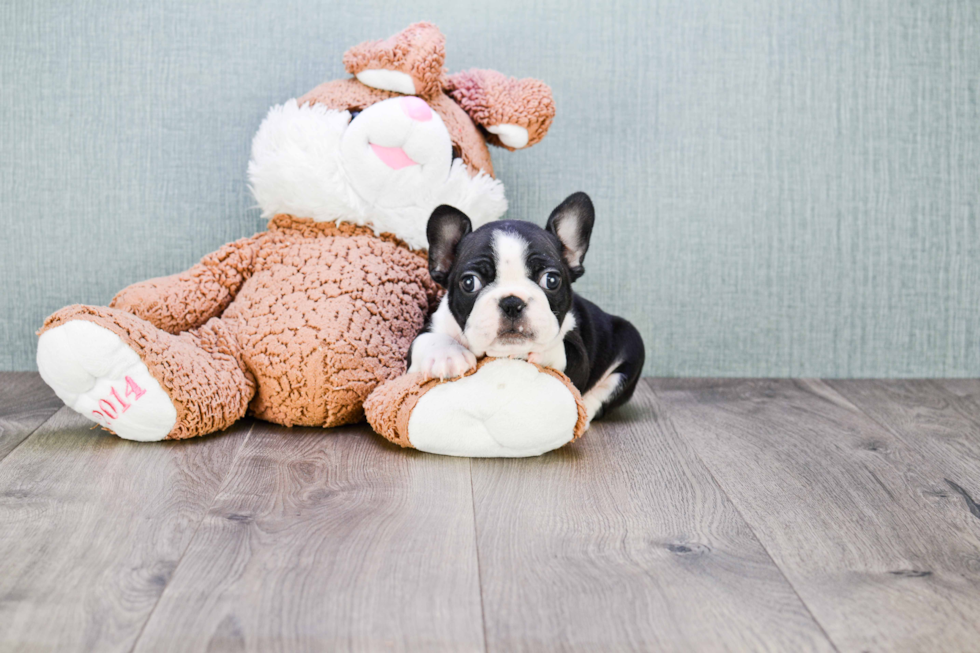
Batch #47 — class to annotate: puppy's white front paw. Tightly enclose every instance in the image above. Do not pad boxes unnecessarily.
[37,321,177,441]
[409,333,478,380]
[421,346,477,380]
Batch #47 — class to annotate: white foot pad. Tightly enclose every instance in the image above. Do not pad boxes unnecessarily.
[37,321,177,441]
[407,359,579,457]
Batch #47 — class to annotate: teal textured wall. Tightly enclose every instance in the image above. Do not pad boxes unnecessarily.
[2,0,979,375]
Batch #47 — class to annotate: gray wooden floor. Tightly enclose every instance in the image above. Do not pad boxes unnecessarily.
[1,374,979,652]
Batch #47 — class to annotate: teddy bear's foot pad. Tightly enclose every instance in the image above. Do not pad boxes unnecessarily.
[408,359,580,457]
[37,321,177,441]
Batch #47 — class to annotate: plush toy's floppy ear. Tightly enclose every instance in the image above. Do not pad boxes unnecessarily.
[427,205,472,286]
[445,69,556,150]
[343,22,447,98]
[546,192,595,281]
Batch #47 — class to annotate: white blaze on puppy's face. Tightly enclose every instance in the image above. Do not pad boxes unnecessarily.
[463,230,562,358]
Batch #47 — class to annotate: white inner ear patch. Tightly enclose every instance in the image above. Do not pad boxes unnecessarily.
[556,219,584,267]
[355,69,416,95]
[486,124,529,149]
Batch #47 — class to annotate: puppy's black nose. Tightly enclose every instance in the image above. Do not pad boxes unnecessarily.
[499,295,526,319]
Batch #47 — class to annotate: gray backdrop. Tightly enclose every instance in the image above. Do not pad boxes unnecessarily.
[2,0,979,376]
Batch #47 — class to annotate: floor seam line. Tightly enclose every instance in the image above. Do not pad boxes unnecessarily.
[0,406,69,467]
[817,379,921,446]
[469,458,490,653]
[644,379,843,653]
[817,379,980,519]
[127,421,256,653]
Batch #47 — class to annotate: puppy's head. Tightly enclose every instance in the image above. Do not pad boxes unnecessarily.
[427,192,595,357]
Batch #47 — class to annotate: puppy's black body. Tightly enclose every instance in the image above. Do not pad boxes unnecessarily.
[410,192,645,420]
[562,295,645,418]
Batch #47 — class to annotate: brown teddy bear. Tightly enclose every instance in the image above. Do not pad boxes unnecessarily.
[36,22,587,456]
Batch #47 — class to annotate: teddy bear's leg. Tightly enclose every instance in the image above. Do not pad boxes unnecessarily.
[365,358,589,457]
[37,306,254,441]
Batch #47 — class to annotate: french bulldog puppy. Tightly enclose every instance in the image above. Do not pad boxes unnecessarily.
[407,192,645,421]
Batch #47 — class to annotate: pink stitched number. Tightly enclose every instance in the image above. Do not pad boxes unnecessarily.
[98,399,118,419]
[125,376,146,400]
[91,377,146,424]
[110,386,131,412]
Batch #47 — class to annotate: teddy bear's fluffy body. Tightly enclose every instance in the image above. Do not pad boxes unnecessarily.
[40,218,438,437]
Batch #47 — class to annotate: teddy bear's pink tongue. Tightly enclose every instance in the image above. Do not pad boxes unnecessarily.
[370,143,418,170]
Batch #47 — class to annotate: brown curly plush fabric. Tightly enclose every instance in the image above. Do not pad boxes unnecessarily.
[343,21,447,99]
[108,236,257,335]
[304,23,558,171]
[446,69,556,150]
[364,357,589,449]
[298,78,399,114]
[41,216,439,438]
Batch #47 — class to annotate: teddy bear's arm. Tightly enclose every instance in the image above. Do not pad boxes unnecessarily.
[109,235,258,335]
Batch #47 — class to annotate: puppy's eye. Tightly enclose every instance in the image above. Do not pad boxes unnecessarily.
[460,274,483,294]
[539,271,562,291]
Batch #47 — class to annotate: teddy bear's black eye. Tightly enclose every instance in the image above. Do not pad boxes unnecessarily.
[451,144,462,160]
[460,274,483,294]
[539,270,561,291]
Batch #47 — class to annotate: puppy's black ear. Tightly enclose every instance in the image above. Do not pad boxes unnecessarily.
[545,192,595,281]
[427,205,473,287]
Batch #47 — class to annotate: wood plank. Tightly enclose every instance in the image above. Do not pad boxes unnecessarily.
[132,422,484,653]
[826,379,980,531]
[0,372,64,461]
[470,382,835,653]
[648,378,980,652]
[0,408,250,652]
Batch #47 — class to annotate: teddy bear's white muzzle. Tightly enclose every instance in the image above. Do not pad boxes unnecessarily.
[340,97,453,209]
